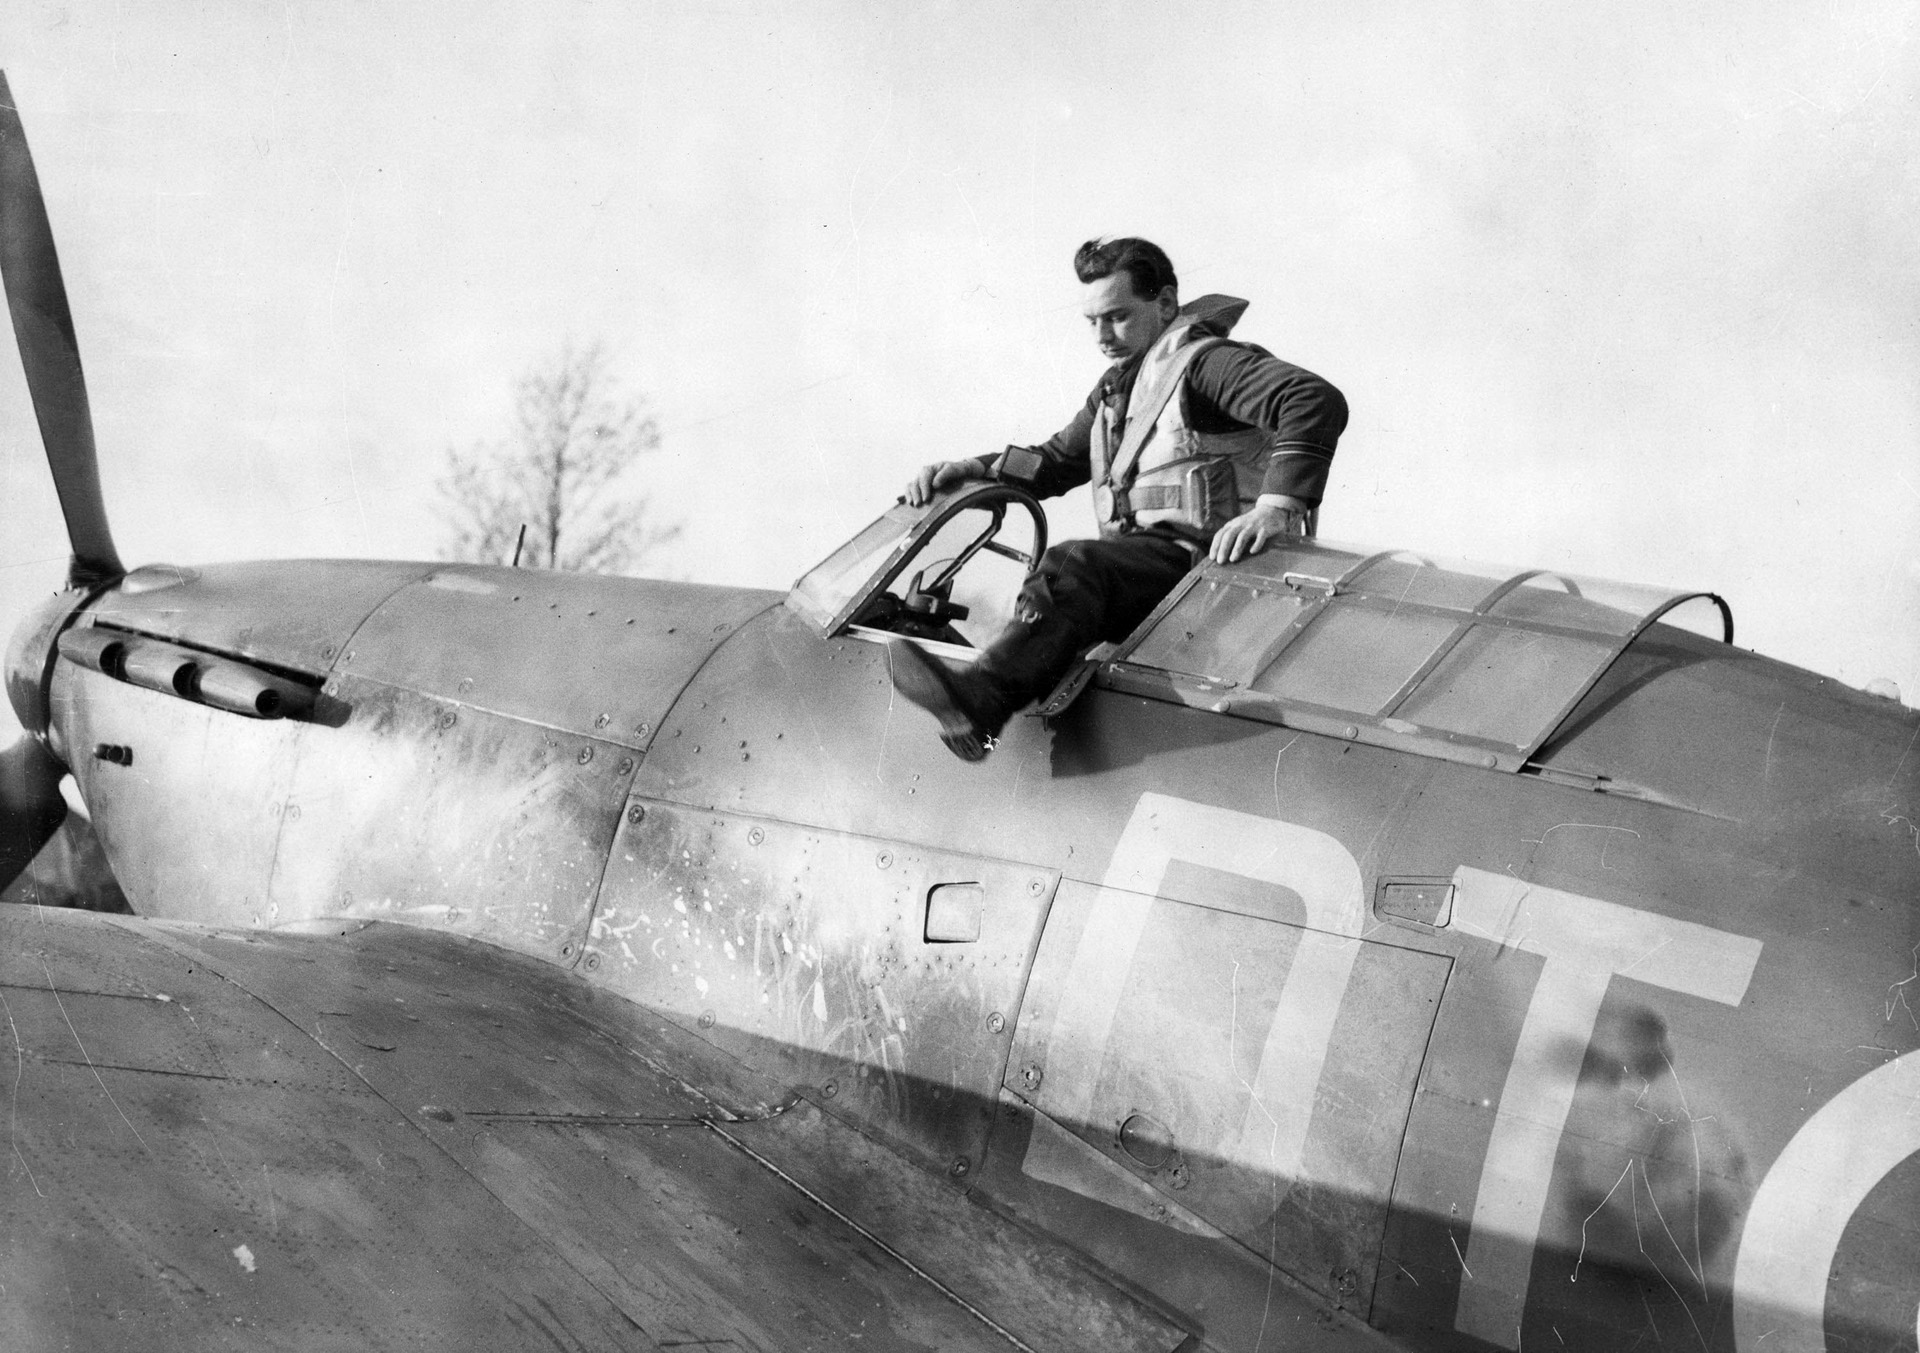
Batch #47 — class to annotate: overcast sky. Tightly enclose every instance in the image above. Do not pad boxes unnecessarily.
[2,1,1915,744]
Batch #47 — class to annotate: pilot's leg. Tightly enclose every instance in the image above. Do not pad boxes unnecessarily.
[889,533,1193,761]
[1021,533,1197,645]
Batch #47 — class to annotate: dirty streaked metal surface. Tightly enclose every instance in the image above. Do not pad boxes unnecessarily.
[588,802,1056,1173]
[266,673,634,962]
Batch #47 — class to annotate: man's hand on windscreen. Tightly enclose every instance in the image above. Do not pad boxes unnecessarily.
[905,460,980,507]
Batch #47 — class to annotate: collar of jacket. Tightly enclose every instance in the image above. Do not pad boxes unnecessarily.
[1097,292,1250,405]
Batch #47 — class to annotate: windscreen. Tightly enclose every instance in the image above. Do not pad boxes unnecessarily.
[878,506,1035,647]
[786,504,919,629]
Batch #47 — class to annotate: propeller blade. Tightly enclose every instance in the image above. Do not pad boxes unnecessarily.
[0,71,122,590]
[0,733,67,893]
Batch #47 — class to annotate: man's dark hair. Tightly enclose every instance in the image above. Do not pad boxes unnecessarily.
[1073,237,1177,300]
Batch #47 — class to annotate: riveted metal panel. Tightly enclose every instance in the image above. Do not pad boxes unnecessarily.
[586,801,1054,1171]
[627,603,1073,858]
[719,1101,1195,1353]
[0,911,739,1352]
[4,913,1182,1352]
[264,673,637,962]
[55,662,303,922]
[338,566,779,746]
[0,985,226,1079]
[1006,878,1448,1311]
[86,559,433,674]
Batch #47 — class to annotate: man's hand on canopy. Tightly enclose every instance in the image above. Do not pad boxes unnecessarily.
[905,460,981,507]
[1209,496,1307,565]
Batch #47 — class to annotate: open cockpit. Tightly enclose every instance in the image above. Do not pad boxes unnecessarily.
[789,484,1736,788]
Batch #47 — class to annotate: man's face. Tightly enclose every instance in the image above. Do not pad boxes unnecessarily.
[1081,273,1176,365]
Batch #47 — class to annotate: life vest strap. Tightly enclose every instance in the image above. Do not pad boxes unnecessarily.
[1104,334,1220,496]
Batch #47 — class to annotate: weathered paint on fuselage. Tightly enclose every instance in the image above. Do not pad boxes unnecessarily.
[53,560,780,956]
[39,558,1920,1353]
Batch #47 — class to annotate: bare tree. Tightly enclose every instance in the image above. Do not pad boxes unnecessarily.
[438,341,680,572]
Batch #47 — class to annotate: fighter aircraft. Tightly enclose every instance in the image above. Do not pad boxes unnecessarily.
[2,72,1915,1353]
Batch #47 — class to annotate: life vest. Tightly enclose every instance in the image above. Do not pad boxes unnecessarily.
[1089,293,1278,543]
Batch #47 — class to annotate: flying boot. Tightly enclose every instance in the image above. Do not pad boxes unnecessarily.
[887,616,1084,762]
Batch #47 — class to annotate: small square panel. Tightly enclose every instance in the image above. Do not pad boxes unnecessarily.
[925,883,984,943]
[1376,879,1454,928]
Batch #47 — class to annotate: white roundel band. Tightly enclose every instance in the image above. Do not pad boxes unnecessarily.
[1734,1048,1920,1353]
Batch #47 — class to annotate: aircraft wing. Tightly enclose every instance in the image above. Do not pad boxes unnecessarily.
[0,907,1198,1353]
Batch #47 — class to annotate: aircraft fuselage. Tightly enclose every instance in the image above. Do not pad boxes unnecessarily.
[14,554,1915,1353]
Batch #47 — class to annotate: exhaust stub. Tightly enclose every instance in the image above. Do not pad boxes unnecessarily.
[58,627,316,720]
[56,626,129,680]
[192,660,315,720]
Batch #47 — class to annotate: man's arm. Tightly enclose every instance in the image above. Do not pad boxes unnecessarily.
[903,390,1102,507]
[1184,343,1348,563]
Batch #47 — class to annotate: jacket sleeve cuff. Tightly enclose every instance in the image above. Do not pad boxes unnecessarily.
[1261,444,1334,506]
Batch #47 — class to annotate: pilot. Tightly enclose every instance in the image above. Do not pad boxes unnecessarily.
[889,236,1348,761]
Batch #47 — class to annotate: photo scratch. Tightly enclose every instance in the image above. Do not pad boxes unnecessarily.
[1449,1229,1474,1280]
[1885,943,1918,1030]
[1572,1160,1632,1283]
[0,989,45,1198]
[1636,1164,1709,1353]
[41,962,149,1155]
[1762,702,1784,784]
[1270,734,1300,817]
[1524,823,1642,848]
